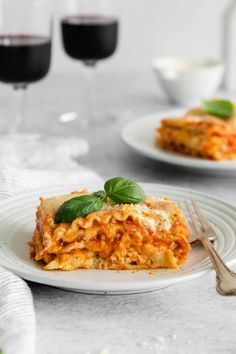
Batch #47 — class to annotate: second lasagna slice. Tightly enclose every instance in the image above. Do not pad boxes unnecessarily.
[157,108,236,161]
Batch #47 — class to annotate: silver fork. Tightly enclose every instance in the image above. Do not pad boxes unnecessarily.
[184,199,236,296]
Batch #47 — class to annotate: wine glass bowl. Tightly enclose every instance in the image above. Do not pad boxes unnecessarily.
[0,35,51,85]
[61,15,118,66]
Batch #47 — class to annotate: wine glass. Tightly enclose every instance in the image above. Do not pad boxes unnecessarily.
[0,0,52,133]
[60,0,119,127]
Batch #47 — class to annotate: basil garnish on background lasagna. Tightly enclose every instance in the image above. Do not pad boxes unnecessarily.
[157,99,236,161]
[29,177,190,271]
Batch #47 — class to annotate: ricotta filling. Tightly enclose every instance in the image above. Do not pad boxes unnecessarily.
[137,210,171,232]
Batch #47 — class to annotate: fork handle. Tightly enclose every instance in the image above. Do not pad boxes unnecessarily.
[200,237,236,296]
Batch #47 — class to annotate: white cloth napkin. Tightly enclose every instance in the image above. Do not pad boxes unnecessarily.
[0,134,103,354]
[0,268,35,354]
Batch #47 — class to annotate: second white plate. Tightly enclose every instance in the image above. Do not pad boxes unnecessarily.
[121,109,236,171]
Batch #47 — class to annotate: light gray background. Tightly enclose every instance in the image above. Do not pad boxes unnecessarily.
[1,1,236,353]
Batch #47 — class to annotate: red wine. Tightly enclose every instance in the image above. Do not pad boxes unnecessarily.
[61,15,118,63]
[0,35,51,84]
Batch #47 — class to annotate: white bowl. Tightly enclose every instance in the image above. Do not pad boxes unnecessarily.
[152,57,225,105]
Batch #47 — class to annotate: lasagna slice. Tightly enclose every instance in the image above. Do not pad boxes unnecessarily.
[157,108,236,161]
[29,190,190,271]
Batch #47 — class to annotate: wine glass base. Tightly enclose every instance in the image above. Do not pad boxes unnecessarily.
[58,110,119,129]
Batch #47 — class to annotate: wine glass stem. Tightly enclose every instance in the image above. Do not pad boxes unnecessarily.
[11,84,27,134]
[84,62,96,127]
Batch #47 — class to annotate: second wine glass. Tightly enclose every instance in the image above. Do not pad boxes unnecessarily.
[61,0,119,127]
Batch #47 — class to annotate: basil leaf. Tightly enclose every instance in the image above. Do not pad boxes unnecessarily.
[93,190,106,200]
[104,177,145,204]
[55,195,103,224]
[202,99,234,119]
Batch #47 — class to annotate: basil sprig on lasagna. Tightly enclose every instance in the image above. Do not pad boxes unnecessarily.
[54,177,145,224]
[104,177,145,204]
[54,195,104,224]
[202,99,234,119]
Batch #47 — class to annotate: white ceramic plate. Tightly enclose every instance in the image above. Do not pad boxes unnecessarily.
[121,109,236,171]
[0,183,236,295]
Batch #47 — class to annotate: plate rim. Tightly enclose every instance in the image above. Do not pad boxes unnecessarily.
[121,109,236,171]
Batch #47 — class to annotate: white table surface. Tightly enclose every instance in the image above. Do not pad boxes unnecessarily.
[2,71,236,354]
